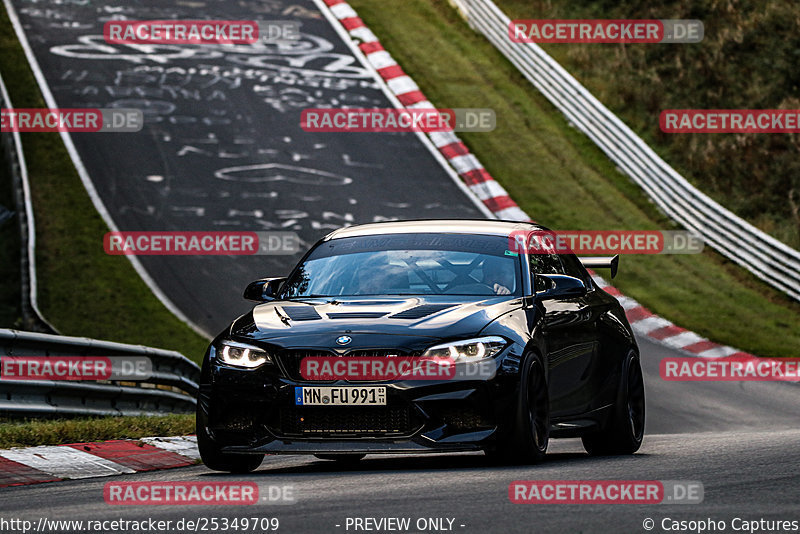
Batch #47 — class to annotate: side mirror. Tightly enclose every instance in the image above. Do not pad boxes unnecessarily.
[243,277,287,302]
[536,274,587,300]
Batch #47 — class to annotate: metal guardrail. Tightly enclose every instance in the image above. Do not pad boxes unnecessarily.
[455,0,800,301]
[0,71,57,332]
[0,329,200,417]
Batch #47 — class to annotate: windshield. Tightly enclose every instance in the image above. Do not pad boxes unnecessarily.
[283,233,522,297]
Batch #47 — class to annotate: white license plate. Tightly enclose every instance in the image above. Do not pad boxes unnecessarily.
[295,386,386,406]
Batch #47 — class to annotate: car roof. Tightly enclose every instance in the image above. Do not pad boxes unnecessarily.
[324,219,547,240]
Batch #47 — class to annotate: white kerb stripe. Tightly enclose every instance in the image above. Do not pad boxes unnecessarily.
[365,50,397,70]
[616,296,640,311]
[494,206,530,221]
[0,446,135,479]
[697,345,739,359]
[469,180,508,201]
[448,154,483,174]
[660,331,707,349]
[141,436,201,460]
[329,2,358,20]
[428,131,461,148]
[631,316,672,335]
[408,101,436,110]
[348,26,378,43]
[386,76,419,96]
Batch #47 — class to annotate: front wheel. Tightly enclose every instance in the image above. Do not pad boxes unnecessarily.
[197,418,264,473]
[582,349,645,455]
[487,352,549,464]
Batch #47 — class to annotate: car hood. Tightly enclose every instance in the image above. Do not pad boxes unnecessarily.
[230,296,522,351]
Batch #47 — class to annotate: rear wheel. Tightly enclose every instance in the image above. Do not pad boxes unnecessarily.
[314,454,366,463]
[196,417,264,473]
[582,349,645,455]
[487,352,549,464]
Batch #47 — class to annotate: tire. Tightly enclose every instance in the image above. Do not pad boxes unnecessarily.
[196,418,264,473]
[314,454,366,462]
[487,352,549,464]
[582,349,645,456]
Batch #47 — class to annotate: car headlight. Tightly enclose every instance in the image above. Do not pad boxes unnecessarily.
[218,340,271,369]
[421,336,507,363]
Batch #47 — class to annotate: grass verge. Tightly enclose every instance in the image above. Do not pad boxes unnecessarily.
[350,0,800,356]
[0,6,208,363]
[496,0,800,250]
[0,415,194,449]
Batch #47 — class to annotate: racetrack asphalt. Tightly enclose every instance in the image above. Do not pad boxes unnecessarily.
[8,0,486,336]
[3,0,799,531]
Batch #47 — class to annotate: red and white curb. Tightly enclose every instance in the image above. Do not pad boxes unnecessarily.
[317,0,759,362]
[0,436,198,488]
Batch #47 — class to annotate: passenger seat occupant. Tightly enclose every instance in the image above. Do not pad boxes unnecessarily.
[482,256,514,295]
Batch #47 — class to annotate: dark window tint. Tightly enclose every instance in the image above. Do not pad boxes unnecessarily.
[529,252,564,293]
[559,254,594,287]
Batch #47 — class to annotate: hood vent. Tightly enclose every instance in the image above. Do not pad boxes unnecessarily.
[281,306,322,321]
[327,312,388,319]
[390,304,455,320]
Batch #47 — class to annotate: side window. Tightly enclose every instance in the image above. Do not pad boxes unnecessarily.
[559,253,594,288]
[529,252,564,276]
[529,252,564,292]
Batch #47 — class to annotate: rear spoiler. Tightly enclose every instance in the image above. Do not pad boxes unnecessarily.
[579,255,619,279]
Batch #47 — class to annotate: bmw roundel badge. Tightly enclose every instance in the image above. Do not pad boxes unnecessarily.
[336,335,352,345]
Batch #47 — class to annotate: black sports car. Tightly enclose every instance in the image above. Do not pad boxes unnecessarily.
[197,220,645,472]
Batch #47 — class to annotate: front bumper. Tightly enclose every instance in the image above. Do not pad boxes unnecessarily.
[198,352,519,454]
